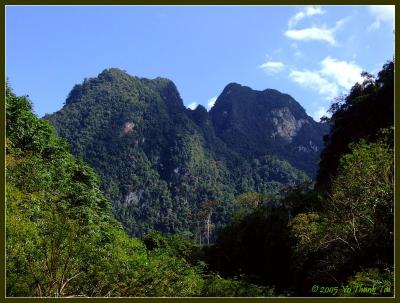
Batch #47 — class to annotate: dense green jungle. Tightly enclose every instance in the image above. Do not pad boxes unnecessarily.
[6,61,393,297]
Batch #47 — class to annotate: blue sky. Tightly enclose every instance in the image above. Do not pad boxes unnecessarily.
[6,5,394,120]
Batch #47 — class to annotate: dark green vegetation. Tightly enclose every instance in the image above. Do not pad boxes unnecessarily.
[6,85,275,297]
[204,61,394,296]
[6,61,393,297]
[45,68,326,238]
[317,62,394,191]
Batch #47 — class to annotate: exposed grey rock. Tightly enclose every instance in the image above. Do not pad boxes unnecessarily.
[124,191,143,207]
[309,140,319,152]
[271,107,308,141]
[297,145,309,152]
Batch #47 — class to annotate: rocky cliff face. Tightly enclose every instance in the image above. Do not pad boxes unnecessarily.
[270,107,308,141]
[208,83,328,177]
[45,69,327,237]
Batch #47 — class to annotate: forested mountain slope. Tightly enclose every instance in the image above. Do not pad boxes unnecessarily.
[204,61,394,296]
[6,84,276,297]
[6,85,203,296]
[209,82,328,177]
[45,68,327,237]
[316,62,394,191]
[6,60,393,297]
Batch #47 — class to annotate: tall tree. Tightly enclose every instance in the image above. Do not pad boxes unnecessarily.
[316,61,393,191]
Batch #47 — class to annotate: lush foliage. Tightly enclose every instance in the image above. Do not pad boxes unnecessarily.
[317,61,394,190]
[201,273,275,297]
[6,86,207,297]
[5,85,297,297]
[45,68,320,238]
[205,206,293,292]
[203,62,394,297]
[7,60,393,297]
[289,140,393,294]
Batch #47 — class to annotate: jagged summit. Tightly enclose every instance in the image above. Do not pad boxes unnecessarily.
[45,68,328,237]
[64,68,185,109]
[191,104,208,112]
[214,82,308,118]
[99,67,130,77]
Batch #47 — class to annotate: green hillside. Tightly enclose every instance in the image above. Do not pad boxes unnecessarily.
[45,68,325,238]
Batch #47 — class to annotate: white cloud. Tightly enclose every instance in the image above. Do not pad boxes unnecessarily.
[368,20,381,31]
[320,57,363,89]
[289,56,363,100]
[294,51,303,58]
[290,43,303,57]
[368,5,395,30]
[288,6,325,28]
[285,16,348,46]
[289,69,338,100]
[333,17,349,32]
[259,61,285,74]
[187,102,198,110]
[312,106,328,121]
[285,27,336,45]
[207,96,217,110]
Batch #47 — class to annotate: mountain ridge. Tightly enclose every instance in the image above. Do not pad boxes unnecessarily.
[45,68,328,237]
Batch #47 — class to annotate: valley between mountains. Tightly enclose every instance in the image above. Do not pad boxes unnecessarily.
[45,68,328,238]
[6,62,393,296]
